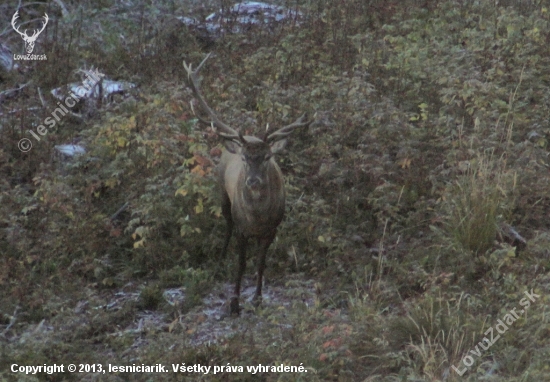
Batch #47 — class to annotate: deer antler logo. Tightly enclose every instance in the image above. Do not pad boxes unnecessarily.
[11,11,49,54]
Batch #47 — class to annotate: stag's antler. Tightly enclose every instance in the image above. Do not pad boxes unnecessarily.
[184,54,312,144]
[266,113,312,143]
[183,54,240,139]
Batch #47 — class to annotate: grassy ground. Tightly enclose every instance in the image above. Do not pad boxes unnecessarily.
[1,0,550,380]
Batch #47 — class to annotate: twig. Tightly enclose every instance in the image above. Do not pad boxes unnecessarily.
[0,106,41,117]
[67,111,84,120]
[1,306,19,338]
[0,0,21,37]
[37,87,47,107]
[110,202,129,221]
[0,82,29,101]
[53,0,70,18]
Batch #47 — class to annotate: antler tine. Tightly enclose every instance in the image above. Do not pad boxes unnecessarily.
[238,130,247,144]
[194,52,211,73]
[209,123,246,144]
[183,54,239,137]
[266,113,313,143]
[213,126,241,141]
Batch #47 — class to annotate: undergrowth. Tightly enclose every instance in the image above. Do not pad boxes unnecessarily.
[1,0,550,380]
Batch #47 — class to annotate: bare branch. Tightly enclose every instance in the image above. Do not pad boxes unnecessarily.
[53,0,70,18]
[0,82,29,102]
[110,202,129,221]
[37,87,47,107]
[0,306,19,338]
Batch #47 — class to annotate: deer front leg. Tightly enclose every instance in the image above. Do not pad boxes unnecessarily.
[220,192,233,259]
[230,232,248,315]
[253,230,276,306]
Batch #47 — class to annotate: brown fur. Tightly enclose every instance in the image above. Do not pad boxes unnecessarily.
[218,137,286,314]
[183,55,311,315]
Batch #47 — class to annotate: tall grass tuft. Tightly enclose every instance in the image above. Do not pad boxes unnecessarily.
[444,154,516,255]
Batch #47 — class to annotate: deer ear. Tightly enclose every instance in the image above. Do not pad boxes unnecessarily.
[270,139,287,154]
[223,140,241,154]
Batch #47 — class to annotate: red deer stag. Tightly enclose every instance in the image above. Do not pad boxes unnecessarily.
[183,54,311,315]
